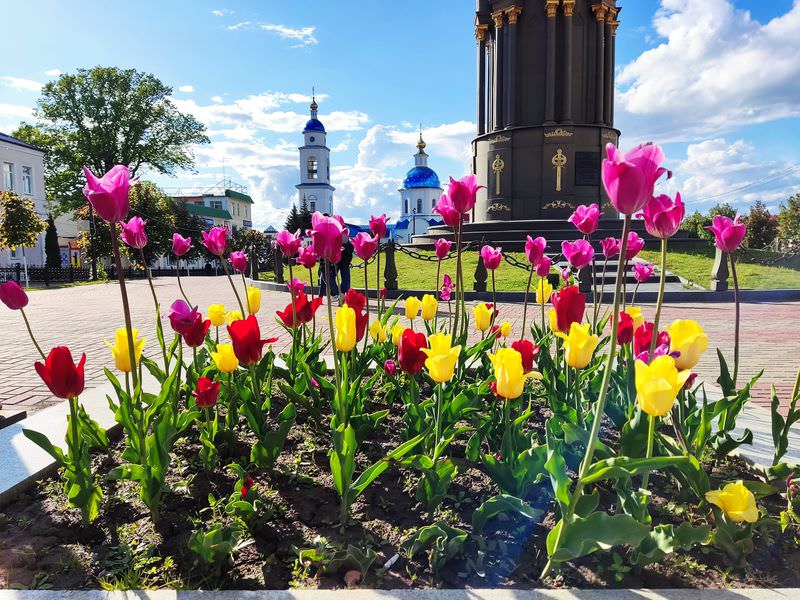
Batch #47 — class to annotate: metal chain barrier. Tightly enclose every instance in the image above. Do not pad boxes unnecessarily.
[394,240,482,263]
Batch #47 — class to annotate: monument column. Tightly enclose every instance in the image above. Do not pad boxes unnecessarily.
[592,3,607,125]
[504,6,522,128]
[491,10,505,130]
[607,15,620,126]
[476,24,488,135]
[561,0,575,124]
[544,0,559,124]
[486,38,495,131]
[603,8,616,126]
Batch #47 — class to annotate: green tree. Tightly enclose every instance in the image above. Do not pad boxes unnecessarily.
[284,204,301,232]
[743,201,778,249]
[299,196,312,231]
[231,228,273,276]
[778,194,800,248]
[44,214,62,268]
[0,191,46,251]
[12,66,209,216]
[680,203,737,240]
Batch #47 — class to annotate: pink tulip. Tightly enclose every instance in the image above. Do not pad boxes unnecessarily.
[309,212,347,263]
[641,193,685,239]
[602,143,668,215]
[561,268,571,282]
[288,278,307,296]
[296,245,318,269]
[168,299,199,335]
[480,245,503,271]
[172,233,192,257]
[82,165,131,223]
[434,238,452,260]
[440,274,454,302]
[229,250,248,273]
[448,175,483,214]
[383,359,397,377]
[433,193,463,229]
[276,229,303,258]
[600,237,620,259]
[624,232,646,260]
[568,204,600,235]
[535,256,553,278]
[353,232,379,261]
[561,239,595,270]
[633,262,655,283]
[369,214,389,239]
[525,236,547,265]
[119,216,148,250]
[201,226,228,256]
[0,281,28,310]
[707,214,747,253]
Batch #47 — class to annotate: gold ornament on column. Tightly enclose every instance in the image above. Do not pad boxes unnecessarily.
[505,6,523,25]
[491,154,505,196]
[562,0,576,17]
[552,149,567,192]
[475,23,489,42]
[592,2,608,21]
[491,10,505,29]
[544,0,559,18]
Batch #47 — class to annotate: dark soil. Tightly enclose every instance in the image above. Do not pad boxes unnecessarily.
[1,387,798,590]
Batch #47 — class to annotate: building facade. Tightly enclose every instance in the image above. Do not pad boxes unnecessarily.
[394,135,444,244]
[0,132,83,268]
[296,96,334,215]
[174,185,254,233]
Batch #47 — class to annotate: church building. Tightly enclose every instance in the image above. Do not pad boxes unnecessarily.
[296,95,334,215]
[393,134,444,244]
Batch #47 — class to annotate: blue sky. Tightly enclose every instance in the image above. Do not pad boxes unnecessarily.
[1,0,799,228]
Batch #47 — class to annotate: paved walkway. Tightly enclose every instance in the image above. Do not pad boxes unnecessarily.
[1,276,797,414]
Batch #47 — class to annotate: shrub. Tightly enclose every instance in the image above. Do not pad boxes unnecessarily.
[743,201,778,249]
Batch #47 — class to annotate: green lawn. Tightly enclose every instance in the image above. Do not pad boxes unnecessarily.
[264,246,800,292]
[639,247,800,290]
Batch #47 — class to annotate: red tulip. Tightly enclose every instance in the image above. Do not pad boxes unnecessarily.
[380,287,387,299]
[35,346,86,400]
[276,293,322,327]
[309,212,347,263]
[183,314,211,347]
[434,238,452,260]
[241,476,255,499]
[193,376,220,408]
[227,315,277,365]
[369,214,389,239]
[229,250,248,273]
[353,232,379,261]
[0,281,28,310]
[511,339,540,373]
[120,216,148,250]
[480,245,503,270]
[398,329,427,374]
[525,236,547,265]
[172,233,192,257]
[641,193,685,239]
[288,278,307,297]
[82,165,131,223]
[448,175,483,214]
[201,226,228,256]
[561,239,595,270]
[276,229,303,258]
[707,214,747,253]
[344,289,369,341]
[168,299,199,335]
[633,322,671,357]
[617,311,634,345]
[551,285,585,333]
[568,204,600,235]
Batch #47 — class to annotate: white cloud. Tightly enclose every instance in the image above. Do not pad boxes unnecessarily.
[178,85,195,93]
[211,9,232,17]
[1,76,43,92]
[0,103,34,130]
[616,0,800,142]
[211,96,224,104]
[226,21,318,47]
[44,69,61,78]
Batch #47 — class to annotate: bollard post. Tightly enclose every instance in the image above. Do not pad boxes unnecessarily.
[577,267,592,293]
[69,265,74,283]
[273,251,285,284]
[473,254,488,292]
[710,247,729,292]
[384,240,398,290]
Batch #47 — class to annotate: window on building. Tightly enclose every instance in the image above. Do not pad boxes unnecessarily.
[210,200,223,210]
[417,198,423,213]
[309,195,317,213]
[3,163,14,191]
[307,157,318,179]
[432,198,436,209]
[21,166,32,195]
[405,199,409,214]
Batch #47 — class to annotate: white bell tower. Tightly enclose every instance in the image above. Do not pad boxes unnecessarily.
[296,92,334,215]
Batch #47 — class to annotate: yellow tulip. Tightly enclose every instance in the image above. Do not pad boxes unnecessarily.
[634,355,691,417]
[105,328,145,373]
[500,321,512,338]
[405,296,421,321]
[490,347,527,400]
[547,308,559,333]
[421,294,438,321]
[536,278,553,305]
[369,320,388,343]
[246,286,261,315]
[211,343,239,373]
[226,310,243,324]
[556,322,599,369]
[625,306,645,330]
[668,319,709,370]
[391,322,404,346]
[421,333,461,383]
[705,481,759,523]
[335,306,357,352]
[208,304,227,327]
[473,303,494,332]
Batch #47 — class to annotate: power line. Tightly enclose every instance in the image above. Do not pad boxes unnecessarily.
[694,164,800,203]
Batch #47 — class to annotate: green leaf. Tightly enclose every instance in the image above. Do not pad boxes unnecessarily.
[547,512,650,562]
[545,420,571,513]
[632,522,711,567]
[22,429,65,463]
[581,456,697,486]
[472,494,543,534]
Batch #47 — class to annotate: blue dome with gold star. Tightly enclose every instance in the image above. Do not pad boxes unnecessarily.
[304,118,325,132]
[403,166,441,189]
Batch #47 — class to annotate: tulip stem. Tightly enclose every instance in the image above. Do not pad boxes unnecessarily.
[433,382,444,462]
[110,232,139,391]
[641,414,657,491]
[287,262,298,373]
[241,273,251,314]
[792,364,800,404]
[590,236,599,332]
[596,258,608,326]
[307,267,317,336]
[175,257,191,305]
[140,249,168,371]
[521,267,533,341]
[648,239,668,361]
[19,308,46,360]
[541,215,632,580]
[491,270,497,328]
[540,276,546,335]
[376,248,382,318]
[221,258,245,314]
[324,260,342,404]
[453,222,464,339]
[729,253,740,387]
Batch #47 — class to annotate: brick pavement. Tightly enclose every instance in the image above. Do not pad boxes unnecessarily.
[1,276,797,414]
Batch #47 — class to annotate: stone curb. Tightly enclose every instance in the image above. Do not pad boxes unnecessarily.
[0,588,797,599]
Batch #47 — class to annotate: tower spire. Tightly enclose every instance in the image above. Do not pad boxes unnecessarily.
[416,123,427,153]
[310,86,318,116]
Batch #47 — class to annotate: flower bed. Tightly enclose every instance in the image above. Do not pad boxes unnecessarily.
[1,148,800,591]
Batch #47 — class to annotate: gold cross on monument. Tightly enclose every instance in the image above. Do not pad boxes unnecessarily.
[491,154,505,196]
[552,149,567,192]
